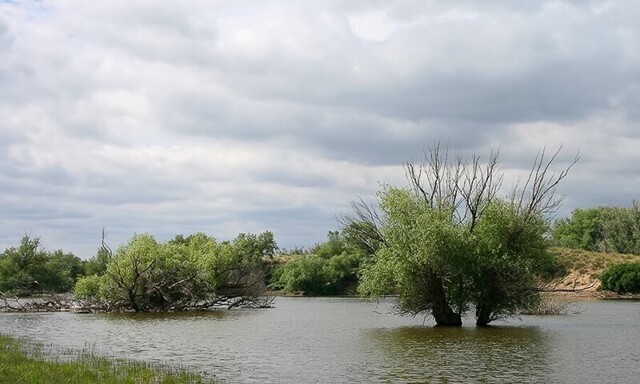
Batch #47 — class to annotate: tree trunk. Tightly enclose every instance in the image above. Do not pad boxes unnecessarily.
[432,301,462,326]
[128,289,139,312]
[430,278,462,326]
[475,302,492,326]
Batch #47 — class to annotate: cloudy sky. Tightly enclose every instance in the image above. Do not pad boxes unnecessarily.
[1,1,639,257]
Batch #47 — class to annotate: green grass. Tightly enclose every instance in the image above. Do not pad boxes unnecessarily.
[553,247,640,279]
[0,333,214,384]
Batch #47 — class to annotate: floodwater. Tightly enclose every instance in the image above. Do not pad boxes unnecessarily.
[1,297,639,383]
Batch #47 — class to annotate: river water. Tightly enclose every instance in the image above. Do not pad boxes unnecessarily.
[1,297,639,383]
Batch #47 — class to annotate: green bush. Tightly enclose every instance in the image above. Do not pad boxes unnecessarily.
[599,262,640,293]
[270,252,360,295]
[74,274,103,302]
[0,236,84,295]
[270,255,330,295]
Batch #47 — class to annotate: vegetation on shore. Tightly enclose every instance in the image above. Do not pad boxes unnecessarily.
[268,231,369,296]
[549,247,639,292]
[552,203,640,255]
[0,333,212,384]
[1,231,277,312]
[3,212,640,313]
[4,146,640,318]
[599,262,640,294]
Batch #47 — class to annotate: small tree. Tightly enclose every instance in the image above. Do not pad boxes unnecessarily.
[358,188,472,325]
[100,234,159,311]
[471,200,551,325]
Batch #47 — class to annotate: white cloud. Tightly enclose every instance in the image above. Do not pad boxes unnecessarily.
[1,0,639,256]
[348,9,399,42]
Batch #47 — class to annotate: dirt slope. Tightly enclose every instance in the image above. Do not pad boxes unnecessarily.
[548,247,640,294]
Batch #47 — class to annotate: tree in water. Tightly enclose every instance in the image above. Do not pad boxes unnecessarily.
[356,144,576,326]
[75,231,275,312]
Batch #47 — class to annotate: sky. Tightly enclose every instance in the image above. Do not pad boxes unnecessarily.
[1,1,639,258]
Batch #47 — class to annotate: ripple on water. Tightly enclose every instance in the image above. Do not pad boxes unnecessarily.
[2,298,640,383]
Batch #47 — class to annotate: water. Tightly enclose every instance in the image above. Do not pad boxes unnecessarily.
[1,297,639,383]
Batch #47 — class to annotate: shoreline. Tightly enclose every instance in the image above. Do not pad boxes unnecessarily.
[2,289,639,314]
[0,333,213,383]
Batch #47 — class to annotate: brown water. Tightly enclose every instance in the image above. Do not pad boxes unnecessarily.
[1,297,639,383]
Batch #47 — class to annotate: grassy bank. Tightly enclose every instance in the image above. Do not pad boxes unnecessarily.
[0,333,213,384]
[549,247,640,294]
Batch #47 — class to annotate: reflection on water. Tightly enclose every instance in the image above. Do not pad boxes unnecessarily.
[1,298,640,383]
[366,326,550,383]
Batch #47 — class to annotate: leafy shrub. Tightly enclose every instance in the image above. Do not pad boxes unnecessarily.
[312,231,346,259]
[270,231,363,296]
[74,274,103,302]
[599,262,640,293]
[270,252,360,295]
[270,255,330,295]
[0,236,84,295]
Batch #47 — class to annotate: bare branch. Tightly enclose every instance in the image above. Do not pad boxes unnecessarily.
[512,146,579,221]
[401,142,503,232]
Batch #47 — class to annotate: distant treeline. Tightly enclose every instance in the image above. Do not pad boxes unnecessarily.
[0,231,278,312]
[3,201,640,305]
[0,236,85,295]
[552,202,640,255]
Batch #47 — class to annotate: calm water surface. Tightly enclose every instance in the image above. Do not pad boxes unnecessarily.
[1,297,639,383]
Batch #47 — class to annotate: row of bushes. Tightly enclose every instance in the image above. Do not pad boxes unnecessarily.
[74,232,276,311]
[1,232,278,312]
[0,230,365,300]
[5,231,640,301]
[268,230,373,296]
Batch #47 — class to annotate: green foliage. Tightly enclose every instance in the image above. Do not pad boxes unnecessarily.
[76,231,273,311]
[358,188,474,319]
[0,236,84,295]
[99,234,160,311]
[471,201,550,324]
[73,274,103,302]
[599,262,640,293]
[312,231,346,259]
[552,208,602,250]
[270,255,330,294]
[270,232,361,295]
[82,247,111,276]
[553,205,640,255]
[270,252,360,295]
[341,220,383,257]
[359,189,558,326]
[232,231,278,258]
[0,333,212,384]
[355,145,574,326]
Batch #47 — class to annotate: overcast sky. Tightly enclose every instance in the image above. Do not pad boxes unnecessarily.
[1,1,639,257]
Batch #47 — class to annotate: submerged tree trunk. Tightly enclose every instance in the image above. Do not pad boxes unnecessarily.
[432,301,462,326]
[430,278,462,326]
[475,303,492,327]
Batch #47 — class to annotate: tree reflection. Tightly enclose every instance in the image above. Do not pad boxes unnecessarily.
[365,325,551,383]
